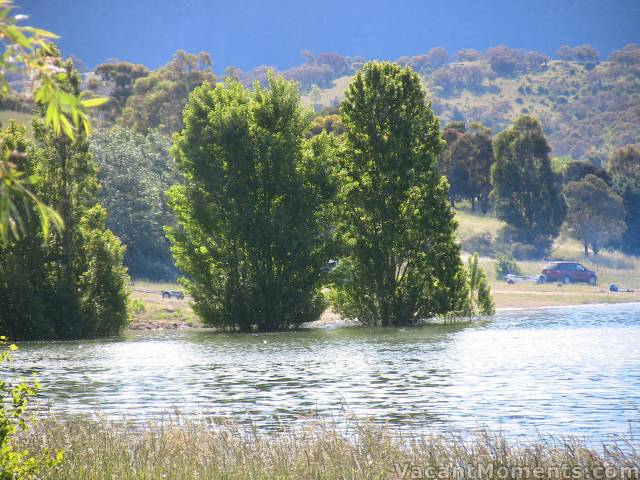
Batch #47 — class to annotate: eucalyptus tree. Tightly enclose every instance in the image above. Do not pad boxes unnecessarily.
[608,145,640,254]
[491,115,566,250]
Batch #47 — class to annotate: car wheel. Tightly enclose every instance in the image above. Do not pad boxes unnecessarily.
[563,276,571,285]
[161,292,170,299]
[587,276,597,286]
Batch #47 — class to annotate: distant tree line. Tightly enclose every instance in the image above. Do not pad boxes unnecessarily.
[431,116,640,259]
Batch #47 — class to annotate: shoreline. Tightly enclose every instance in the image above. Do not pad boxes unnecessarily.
[127,294,640,332]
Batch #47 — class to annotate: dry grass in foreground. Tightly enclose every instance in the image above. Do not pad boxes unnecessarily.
[19,416,640,480]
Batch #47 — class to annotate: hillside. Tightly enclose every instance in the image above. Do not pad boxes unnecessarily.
[300,52,640,162]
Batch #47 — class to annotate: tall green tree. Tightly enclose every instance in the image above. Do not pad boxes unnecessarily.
[608,145,640,254]
[564,174,626,257]
[120,50,215,134]
[328,62,470,327]
[91,127,177,280]
[167,75,337,331]
[0,64,129,340]
[491,115,566,248]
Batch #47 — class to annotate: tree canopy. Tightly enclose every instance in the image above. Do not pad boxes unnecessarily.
[91,126,177,280]
[0,95,129,340]
[120,50,215,134]
[608,144,640,254]
[564,174,626,257]
[439,122,494,213]
[491,115,566,251]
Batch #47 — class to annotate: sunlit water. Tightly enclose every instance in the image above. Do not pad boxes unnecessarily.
[7,302,640,441]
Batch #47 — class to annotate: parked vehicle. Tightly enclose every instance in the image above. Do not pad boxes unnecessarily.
[541,261,597,285]
[161,290,185,300]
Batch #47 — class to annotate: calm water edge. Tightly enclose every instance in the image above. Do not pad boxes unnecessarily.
[8,302,640,441]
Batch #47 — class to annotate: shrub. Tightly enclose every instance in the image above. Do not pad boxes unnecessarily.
[0,338,63,478]
[494,254,522,278]
[460,232,495,257]
[510,241,547,260]
[465,253,495,316]
[130,299,145,314]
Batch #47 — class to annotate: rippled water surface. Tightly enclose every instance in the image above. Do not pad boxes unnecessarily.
[9,303,640,440]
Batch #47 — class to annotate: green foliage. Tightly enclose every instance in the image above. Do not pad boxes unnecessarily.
[0,75,130,340]
[87,62,150,125]
[563,160,610,185]
[120,50,215,134]
[608,144,640,254]
[491,115,566,249]
[0,3,106,242]
[0,338,63,479]
[439,122,494,213]
[550,155,573,174]
[0,150,63,242]
[494,254,522,278]
[307,113,346,138]
[309,83,322,111]
[464,253,495,316]
[91,126,177,280]
[130,299,145,314]
[167,75,336,331]
[328,61,469,326]
[564,174,626,257]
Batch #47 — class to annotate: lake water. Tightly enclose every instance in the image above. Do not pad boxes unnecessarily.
[8,302,640,441]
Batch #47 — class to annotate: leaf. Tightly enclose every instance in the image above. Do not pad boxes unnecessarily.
[81,97,109,108]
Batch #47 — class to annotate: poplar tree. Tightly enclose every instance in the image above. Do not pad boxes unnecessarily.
[167,75,336,331]
[329,62,470,326]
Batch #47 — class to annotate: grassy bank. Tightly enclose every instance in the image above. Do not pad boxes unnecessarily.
[130,281,199,329]
[19,416,640,479]
[455,208,640,309]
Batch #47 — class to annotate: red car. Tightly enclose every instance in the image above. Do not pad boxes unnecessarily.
[541,261,598,285]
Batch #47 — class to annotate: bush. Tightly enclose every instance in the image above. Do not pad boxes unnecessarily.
[0,338,64,477]
[130,299,145,314]
[465,253,495,316]
[495,226,553,259]
[460,232,495,257]
[509,242,543,260]
[494,254,522,278]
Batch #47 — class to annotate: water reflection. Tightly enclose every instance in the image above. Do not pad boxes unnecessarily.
[9,302,640,440]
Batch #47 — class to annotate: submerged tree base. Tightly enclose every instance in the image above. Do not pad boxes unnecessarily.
[17,415,640,479]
